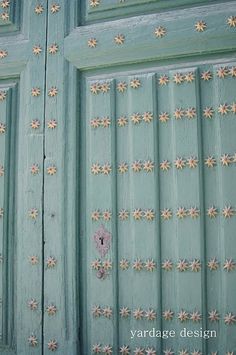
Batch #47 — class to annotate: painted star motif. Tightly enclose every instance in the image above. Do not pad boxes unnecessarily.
[0,90,6,100]
[163,309,174,320]
[119,307,130,317]
[174,158,186,169]
[220,154,231,166]
[176,207,187,218]
[30,119,40,129]
[31,87,41,97]
[118,210,129,220]
[145,347,156,355]
[201,70,212,81]
[222,206,234,218]
[88,38,97,48]
[47,166,57,175]
[174,108,185,120]
[0,165,4,177]
[50,4,60,13]
[118,162,128,173]
[160,160,171,171]
[145,259,156,271]
[90,0,100,7]
[173,73,184,84]
[0,0,10,8]
[32,45,42,55]
[48,339,58,351]
[103,345,113,354]
[47,119,57,129]
[103,210,112,221]
[144,209,155,221]
[48,43,59,54]
[195,21,207,32]
[131,112,142,124]
[224,312,236,325]
[143,160,154,172]
[117,82,127,93]
[163,349,174,355]
[162,259,173,271]
[190,311,202,322]
[179,350,189,355]
[35,4,44,14]
[223,258,236,272]
[0,49,7,58]
[204,156,216,168]
[1,12,9,20]
[119,345,130,354]
[100,82,110,93]
[185,72,195,83]
[158,75,169,86]
[30,164,39,175]
[229,66,236,77]
[28,299,38,311]
[92,305,102,317]
[114,34,125,45]
[29,255,39,265]
[134,348,145,355]
[145,309,156,320]
[218,104,229,115]
[133,258,143,271]
[28,335,38,347]
[231,103,236,114]
[154,26,166,38]
[161,208,172,220]
[203,107,214,118]
[178,310,189,322]
[188,207,200,218]
[133,307,144,319]
[130,78,141,89]
[117,116,128,127]
[90,118,100,128]
[28,208,38,219]
[46,256,57,268]
[132,208,143,220]
[91,163,101,176]
[227,16,236,27]
[46,304,57,316]
[100,116,111,128]
[177,259,189,271]
[187,157,198,168]
[48,87,58,97]
[92,344,102,353]
[216,67,228,78]
[90,82,100,94]
[91,210,101,221]
[207,257,219,270]
[132,160,142,172]
[103,306,113,318]
[191,351,202,355]
[103,259,112,270]
[143,111,153,123]
[0,122,6,133]
[208,310,220,322]
[159,112,169,123]
[119,259,129,270]
[101,163,112,175]
[185,107,196,119]
[91,259,102,270]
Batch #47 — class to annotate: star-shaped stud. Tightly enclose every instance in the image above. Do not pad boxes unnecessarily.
[218,103,229,115]
[223,258,236,272]
[144,209,155,221]
[0,122,6,133]
[195,21,207,32]
[208,310,220,322]
[92,305,102,317]
[203,107,214,119]
[132,208,143,220]
[119,259,129,270]
[185,72,195,83]
[48,86,58,97]
[220,154,231,166]
[144,259,156,271]
[48,43,59,54]
[114,34,125,45]
[90,82,100,94]
[131,112,142,124]
[161,208,172,220]
[92,344,102,353]
[0,165,4,177]
[119,307,130,317]
[224,312,236,325]
[91,259,102,270]
[231,102,236,114]
[88,38,97,48]
[173,73,184,84]
[28,208,38,219]
[46,304,57,316]
[118,162,128,173]
[163,349,174,355]
[117,116,128,127]
[207,257,219,270]
[177,259,188,271]
[30,164,39,175]
[117,82,127,93]
[158,75,169,86]
[132,160,142,172]
[0,208,3,217]
[143,111,153,123]
[132,258,143,271]
[185,107,196,119]
[28,299,38,311]
[103,306,113,318]
[143,160,154,172]
[0,90,6,100]
[31,87,41,97]
[146,347,156,355]
[0,49,8,58]
[103,210,112,221]
[160,160,171,171]
[29,255,39,265]
[229,66,236,77]
[102,259,112,270]
[103,345,113,354]
[159,112,170,123]
[130,78,141,89]
[174,108,185,120]
[162,309,174,320]
[201,70,212,81]
[48,339,58,351]
[47,165,57,175]
[91,210,101,221]
[1,11,9,20]
[32,45,42,55]
[187,157,198,168]
[191,351,202,355]
[100,82,110,93]
[227,16,236,27]
[47,119,57,129]
[188,207,200,218]
[216,67,228,78]
[34,4,44,14]
[204,156,216,168]
[0,0,10,8]
[46,256,57,268]
[101,163,112,175]
[28,335,38,347]
[178,310,189,322]
[100,116,111,128]
[90,117,100,128]
[134,348,145,355]
[118,210,129,220]
[119,346,130,355]
[179,350,189,355]
[189,259,201,272]
[145,309,156,320]
[176,207,187,219]
[30,119,41,129]
[90,0,100,7]
[174,157,186,169]
[190,311,202,322]
[50,4,60,13]
[154,26,166,38]
[222,206,234,218]
[162,259,173,271]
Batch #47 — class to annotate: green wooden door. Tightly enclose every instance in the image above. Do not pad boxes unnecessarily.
[1,1,236,354]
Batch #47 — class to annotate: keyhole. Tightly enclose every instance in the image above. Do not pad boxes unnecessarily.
[99,236,104,245]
